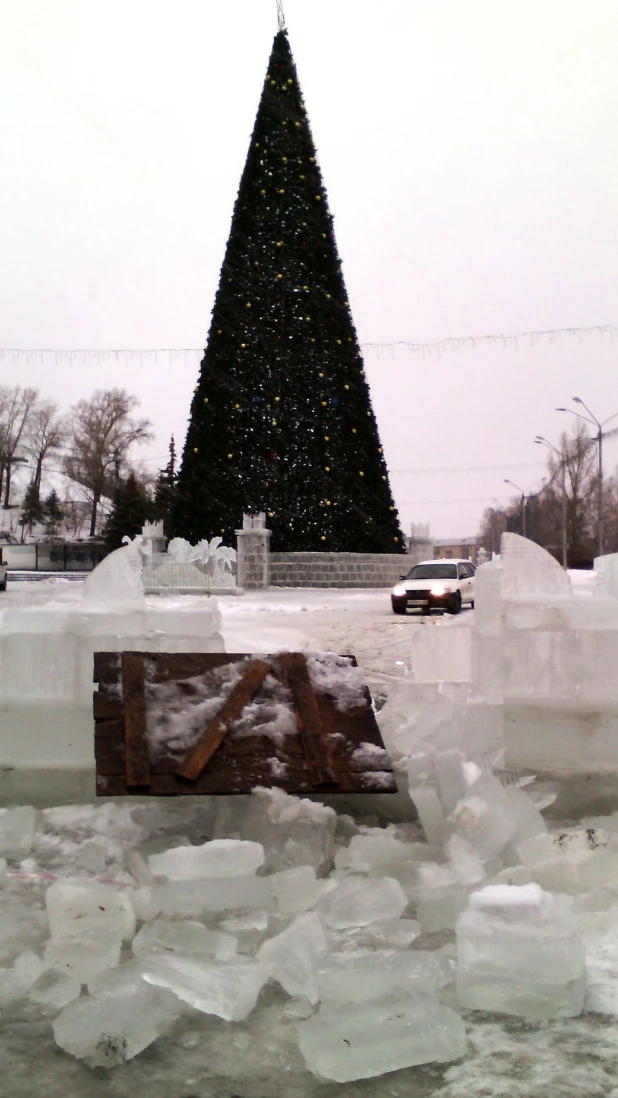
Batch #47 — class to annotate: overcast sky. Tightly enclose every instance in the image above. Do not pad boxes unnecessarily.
[1,0,617,539]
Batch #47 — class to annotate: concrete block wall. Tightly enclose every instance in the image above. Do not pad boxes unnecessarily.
[269,552,409,588]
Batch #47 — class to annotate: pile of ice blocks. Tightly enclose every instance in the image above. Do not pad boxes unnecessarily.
[6,765,618,1087]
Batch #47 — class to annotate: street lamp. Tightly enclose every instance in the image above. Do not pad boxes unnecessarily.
[504,478,527,539]
[556,398,618,558]
[535,436,567,569]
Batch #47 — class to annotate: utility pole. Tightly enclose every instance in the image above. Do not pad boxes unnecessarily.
[535,436,568,569]
[504,479,527,539]
[556,399,618,559]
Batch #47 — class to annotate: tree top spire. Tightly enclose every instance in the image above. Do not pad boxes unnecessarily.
[276,0,286,32]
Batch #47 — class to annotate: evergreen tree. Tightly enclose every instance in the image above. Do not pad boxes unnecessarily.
[44,488,64,533]
[172,30,405,554]
[20,479,45,535]
[153,436,177,538]
[104,472,153,551]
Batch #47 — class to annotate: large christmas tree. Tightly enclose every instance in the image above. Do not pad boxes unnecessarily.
[173,29,405,553]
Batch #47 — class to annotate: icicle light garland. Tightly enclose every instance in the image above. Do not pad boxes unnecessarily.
[1,323,616,367]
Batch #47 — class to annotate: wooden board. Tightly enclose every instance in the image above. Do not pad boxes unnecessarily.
[93,651,397,798]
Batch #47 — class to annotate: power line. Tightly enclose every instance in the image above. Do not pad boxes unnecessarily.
[392,461,543,475]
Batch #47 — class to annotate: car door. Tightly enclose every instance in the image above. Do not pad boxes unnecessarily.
[457,563,473,604]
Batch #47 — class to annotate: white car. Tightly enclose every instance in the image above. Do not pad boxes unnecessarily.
[391,558,475,615]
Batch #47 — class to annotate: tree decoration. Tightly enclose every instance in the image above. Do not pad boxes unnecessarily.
[172,29,405,552]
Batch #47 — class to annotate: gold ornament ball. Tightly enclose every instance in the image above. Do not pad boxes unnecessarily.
[359,471,364,477]
[324,435,329,441]
[325,500,331,506]
[276,241,282,247]
[235,403,240,409]
[268,511,274,517]
[193,447,199,453]
[318,372,324,378]
[241,343,246,348]
[274,396,280,402]
[325,466,330,472]
[344,384,349,390]
[260,189,266,195]
[321,536,326,541]
[321,401,327,407]
[277,273,283,279]
[227,453,233,459]
[203,397,209,403]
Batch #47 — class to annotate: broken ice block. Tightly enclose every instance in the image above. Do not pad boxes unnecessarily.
[153,873,275,916]
[269,865,319,914]
[148,838,264,881]
[446,833,487,886]
[334,832,433,877]
[0,805,39,859]
[417,863,469,932]
[449,772,536,860]
[456,884,585,1019]
[45,879,136,942]
[214,787,336,874]
[142,954,268,1021]
[52,980,181,1067]
[317,875,407,928]
[316,948,452,1004]
[298,993,466,1082]
[258,912,327,1002]
[408,783,448,847]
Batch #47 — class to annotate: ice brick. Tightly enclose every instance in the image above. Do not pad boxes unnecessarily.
[0,805,39,859]
[298,993,466,1082]
[500,533,572,598]
[317,875,407,929]
[52,980,180,1067]
[44,935,122,984]
[316,947,452,1004]
[148,838,264,880]
[456,884,585,1019]
[153,873,275,916]
[142,954,268,1021]
[417,863,469,932]
[29,970,81,1014]
[270,865,319,914]
[132,916,237,962]
[45,879,136,942]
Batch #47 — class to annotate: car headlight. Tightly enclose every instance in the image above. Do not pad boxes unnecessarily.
[392,585,407,597]
[430,584,448,596]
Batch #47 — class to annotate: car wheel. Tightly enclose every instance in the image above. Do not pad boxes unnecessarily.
[470,599,475,609]
[392,604,407,615]
[449,592,462,615]
[0,581,6,592]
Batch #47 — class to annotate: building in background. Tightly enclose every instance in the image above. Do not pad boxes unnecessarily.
[433,536,480,564]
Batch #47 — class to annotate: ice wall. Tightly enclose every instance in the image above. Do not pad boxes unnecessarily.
[0,542,224,805]
[378,534,618,795]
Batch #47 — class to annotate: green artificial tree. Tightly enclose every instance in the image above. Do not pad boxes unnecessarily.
[153,436,178,538]
[104,472,153,552]
[20,479,45,536]
[173,29,405,553]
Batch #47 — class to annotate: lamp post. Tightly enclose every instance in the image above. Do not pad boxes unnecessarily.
[556,399,618,558]
[504,479,527,539]
[535,436,567,569]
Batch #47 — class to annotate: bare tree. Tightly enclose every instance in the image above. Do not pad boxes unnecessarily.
[0,386,39,508]
[26,400,67,497]
[478,506,507,556]
[63,389,153,536]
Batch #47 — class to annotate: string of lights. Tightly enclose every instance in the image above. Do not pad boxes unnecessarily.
[0,322,616,365]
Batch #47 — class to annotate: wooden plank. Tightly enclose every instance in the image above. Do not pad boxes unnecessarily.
[176,658,273,781]
[279,652,338,789]
[93,693,123,721]
[121,652,150,788]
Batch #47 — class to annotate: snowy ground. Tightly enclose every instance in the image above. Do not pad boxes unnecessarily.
[3,573,617,1098]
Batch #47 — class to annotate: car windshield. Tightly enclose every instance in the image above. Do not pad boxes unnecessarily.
[406,563,458,580]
